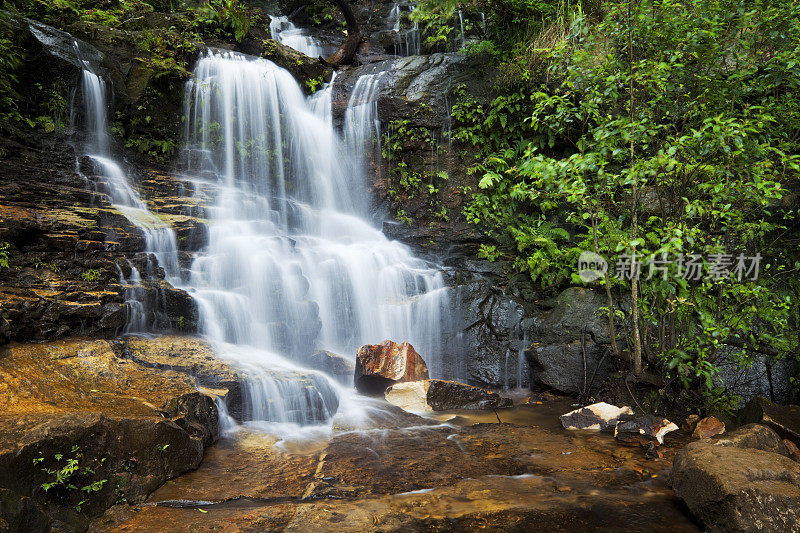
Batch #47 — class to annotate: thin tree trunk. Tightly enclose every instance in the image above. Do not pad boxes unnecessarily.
[592,209,620,358]
[628,0,643,378]
[327,0,362,65]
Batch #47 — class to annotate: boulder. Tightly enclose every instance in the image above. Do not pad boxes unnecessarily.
[427,380,513,411]
[560,402,633,431]
[614,415,678,445]
[309,350,355,378]
[692,416,726,439]
[712,423,790,456]
[671,424,800,531]
[385,381,433,413]
[741,397,800,447]
[785,439,800,462]
[354,341,429,395]
[385,379,512,412]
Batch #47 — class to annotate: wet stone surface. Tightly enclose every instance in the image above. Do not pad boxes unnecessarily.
[92,400,700,532]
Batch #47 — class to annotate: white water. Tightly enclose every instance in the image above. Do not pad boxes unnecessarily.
[269,15,324,58]
[75,50,181,332]
[387,3,401,32]
[458,10,466,48]
[387,3,421,56]
[344,71,388,164]
[180,51,451,431]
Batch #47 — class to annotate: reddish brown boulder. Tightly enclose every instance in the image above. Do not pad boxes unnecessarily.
[785,439,800,462]
[692,416,726,439]
[355,341,430,395]
[671,424,800,531]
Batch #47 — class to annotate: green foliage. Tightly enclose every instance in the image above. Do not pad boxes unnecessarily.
[33,258,59,272]
[458,0,800,410]
[188,0,254,43]
[17,0,156,28]
[81,268,103,282]
[383,119,451,223]
[0,13,24,123]
[0,242,9,269]
[34,445,108,512]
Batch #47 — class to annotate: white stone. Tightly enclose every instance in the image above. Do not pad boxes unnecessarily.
[560,402,634,431]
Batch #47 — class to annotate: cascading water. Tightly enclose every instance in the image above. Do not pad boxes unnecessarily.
[269,15,325,58]
[74,46,181,331]
[344,71,388,163]
[180,50,452,429]
[387,3,421,56]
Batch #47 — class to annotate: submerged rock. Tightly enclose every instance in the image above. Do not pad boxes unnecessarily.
[354,340,429,395]
[692,416,725,439]
[560,402,633,431]
[671,424,800,531]
[614,415,678,445]
[385,379,512,412]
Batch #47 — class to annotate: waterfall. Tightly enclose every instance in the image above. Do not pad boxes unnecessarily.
[308,71,337,127]
[343,71,388,163]
[181,50,451,427]
[387,3,421,56]
[269,15,324,58]
[74,47,181,331]
[387,3,401,32]
[458,10,466,48]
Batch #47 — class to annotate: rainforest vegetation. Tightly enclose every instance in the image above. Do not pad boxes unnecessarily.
[413,0,800,412]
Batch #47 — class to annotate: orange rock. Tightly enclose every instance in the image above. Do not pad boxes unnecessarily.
[355,340,429,395]
[784,439,800,461]
[692,416,726,439]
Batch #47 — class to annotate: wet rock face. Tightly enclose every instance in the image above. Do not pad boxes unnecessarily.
[715,348,797,407]
[254,39,332,92]
[445,277,529,389]
[0,23,210,344]
[0,338,220,530]
[671,424,800,531]
[525,287,616,395]
[355,340,430,395]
